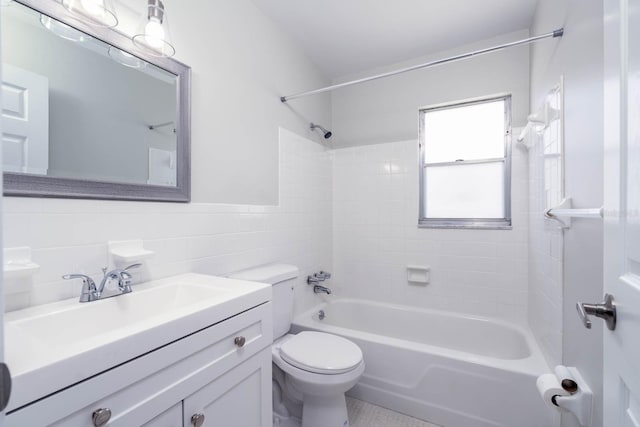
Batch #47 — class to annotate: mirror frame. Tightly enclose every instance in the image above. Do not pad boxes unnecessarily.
[3,0,191,202]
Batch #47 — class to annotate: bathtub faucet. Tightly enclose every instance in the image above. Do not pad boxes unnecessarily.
[313,284,332,295]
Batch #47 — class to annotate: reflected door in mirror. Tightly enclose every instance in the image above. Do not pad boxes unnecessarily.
[2,63,49,175]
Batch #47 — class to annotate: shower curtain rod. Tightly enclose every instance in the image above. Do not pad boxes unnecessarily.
[280,28,564,103]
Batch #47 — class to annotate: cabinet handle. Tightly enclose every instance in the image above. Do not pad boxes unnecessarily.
[92,408,112,427]
[234,336,246,348]
[191,413,205,427]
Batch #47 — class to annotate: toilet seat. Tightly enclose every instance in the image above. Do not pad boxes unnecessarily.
[279,331,363,374]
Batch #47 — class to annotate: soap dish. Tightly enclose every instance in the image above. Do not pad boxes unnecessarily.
[3,247,40,279]
[407,265,430,285]
[108,239,154,264]
[4,261,40,279]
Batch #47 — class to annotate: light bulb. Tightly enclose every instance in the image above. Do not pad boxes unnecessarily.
[80,0,105,17]
[144,18,165,49]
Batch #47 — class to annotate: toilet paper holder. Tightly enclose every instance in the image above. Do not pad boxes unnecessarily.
[546,366,593,427]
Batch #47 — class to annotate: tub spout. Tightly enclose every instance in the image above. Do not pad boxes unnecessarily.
[314,285,331,295]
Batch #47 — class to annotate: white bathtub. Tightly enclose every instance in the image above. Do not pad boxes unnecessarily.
[292,299,556,427]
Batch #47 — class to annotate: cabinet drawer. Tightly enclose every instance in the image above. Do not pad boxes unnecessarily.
[7,302,272,427]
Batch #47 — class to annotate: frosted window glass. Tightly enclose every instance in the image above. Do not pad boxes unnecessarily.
[425,162,504,218]
[424,100,505,163]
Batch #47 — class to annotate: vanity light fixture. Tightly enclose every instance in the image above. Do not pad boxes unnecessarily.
[40,15,87,42]
[132,0,175,58]
[61,0,118,28]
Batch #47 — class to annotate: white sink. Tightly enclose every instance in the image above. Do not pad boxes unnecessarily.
[5,273,271,411]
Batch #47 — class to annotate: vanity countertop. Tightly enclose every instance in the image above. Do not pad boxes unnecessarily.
[4,273,271,412]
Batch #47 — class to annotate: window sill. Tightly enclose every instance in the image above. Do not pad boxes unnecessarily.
[418,220,512,230]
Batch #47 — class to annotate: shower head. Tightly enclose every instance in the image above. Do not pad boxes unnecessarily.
[310,123,332,139]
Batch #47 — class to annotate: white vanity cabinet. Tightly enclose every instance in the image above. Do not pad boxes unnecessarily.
[6,302,273,427]
[141,403,182,427]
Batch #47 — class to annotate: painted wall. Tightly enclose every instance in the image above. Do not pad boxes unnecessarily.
[529,1,604,427]
[3,128,332,315]
[161,0,332,205]
[331,30,531,148]
[331,139,529,320]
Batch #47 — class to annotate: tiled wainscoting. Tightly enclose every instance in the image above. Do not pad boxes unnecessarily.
[3,128,332,313]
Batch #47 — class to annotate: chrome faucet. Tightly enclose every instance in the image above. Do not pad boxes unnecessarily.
[307,270,332,285]
[308,270,332,294]
[63,263,141,302]
[307,274,322,285]
[317,271,331,280]
[62,273,99,302]
[313,285,332,295]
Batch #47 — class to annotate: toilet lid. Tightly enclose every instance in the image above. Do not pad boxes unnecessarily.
[280,331,363,374]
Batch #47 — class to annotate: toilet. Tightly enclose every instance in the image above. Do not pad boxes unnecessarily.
[228,264,365,427]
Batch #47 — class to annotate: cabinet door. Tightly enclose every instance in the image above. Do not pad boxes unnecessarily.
[142,403,182,427]
[183,348,271,427]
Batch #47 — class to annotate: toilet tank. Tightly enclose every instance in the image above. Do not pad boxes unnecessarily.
[228,264,299,340]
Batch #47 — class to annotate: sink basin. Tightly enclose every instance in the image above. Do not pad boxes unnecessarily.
[11,282,229,347]
[5,273,271,412]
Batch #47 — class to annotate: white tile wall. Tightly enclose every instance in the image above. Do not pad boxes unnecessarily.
[2,128,332,314]
[527,115,564,367]
[4,131,535,324]
[331,139,530,322]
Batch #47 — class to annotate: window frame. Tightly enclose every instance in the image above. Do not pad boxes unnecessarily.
[418,94,512,229]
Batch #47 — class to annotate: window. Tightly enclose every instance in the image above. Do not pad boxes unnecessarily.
[419,95,511,229]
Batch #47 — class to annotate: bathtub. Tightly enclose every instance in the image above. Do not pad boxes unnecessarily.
[291,299,556,427]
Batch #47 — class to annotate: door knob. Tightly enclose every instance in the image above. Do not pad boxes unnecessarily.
[576,294,616,330]
[234,336,246,347]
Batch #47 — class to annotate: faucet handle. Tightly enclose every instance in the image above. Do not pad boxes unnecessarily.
[62,274,98,302]
[318,271,332,279]
[117,264,141,293]
[114,264,141,293]
[62,273,95,285]
[307,275,321,285]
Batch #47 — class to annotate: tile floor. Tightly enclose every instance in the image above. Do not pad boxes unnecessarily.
[273,397,440,427]
[347,397,441,427]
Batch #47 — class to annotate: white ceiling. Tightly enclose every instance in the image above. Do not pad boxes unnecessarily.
[250,0,539,79]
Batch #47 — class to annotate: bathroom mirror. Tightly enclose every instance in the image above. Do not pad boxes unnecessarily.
[1,0,191,202]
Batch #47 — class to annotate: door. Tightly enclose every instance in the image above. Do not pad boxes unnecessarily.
[183,348,272,427]
[1,63,48,174]
[0,34,6,427]
[603,0,640,425]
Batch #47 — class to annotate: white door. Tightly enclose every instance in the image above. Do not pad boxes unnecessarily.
[1,63,48,175]
[603,0,640,425]
[0,45,7,426]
